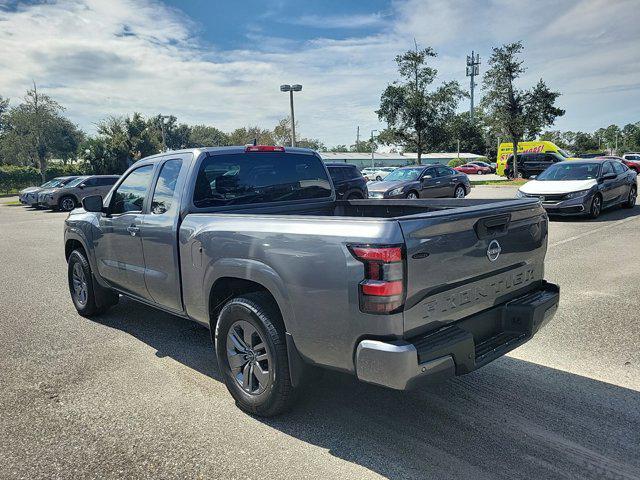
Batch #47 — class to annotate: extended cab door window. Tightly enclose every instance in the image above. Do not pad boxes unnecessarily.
[150,160,182,215]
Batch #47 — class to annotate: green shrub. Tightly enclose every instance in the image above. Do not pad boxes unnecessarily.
[0,163,89,193]
[447,158,467,168]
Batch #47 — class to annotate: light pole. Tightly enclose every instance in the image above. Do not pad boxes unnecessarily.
[466,51,480,123]
[159,115,170,152]
[280,84,302,147]
[370,129,378,168]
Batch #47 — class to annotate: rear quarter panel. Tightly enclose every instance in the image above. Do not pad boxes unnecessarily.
[180,214,405,372]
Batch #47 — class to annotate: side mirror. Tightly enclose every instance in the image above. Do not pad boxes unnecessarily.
[78,184,85,189]
[530,175,537,180]
[82,195,104,213]
[422,175,432,180]
[602,173,616,181]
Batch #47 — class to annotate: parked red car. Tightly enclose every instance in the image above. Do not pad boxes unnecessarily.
[596,155,640,173]
[454,162,492,175]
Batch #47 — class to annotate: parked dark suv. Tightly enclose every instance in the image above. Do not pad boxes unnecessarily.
[505,152,565,178]
[326,163,368,199]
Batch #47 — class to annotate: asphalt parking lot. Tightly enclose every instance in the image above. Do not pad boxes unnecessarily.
[1,188,639,480]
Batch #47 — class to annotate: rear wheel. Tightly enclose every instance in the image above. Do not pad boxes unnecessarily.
[624,185,637,208]
[215,292,294,417]
[59,196,77,212]
[477,170,483,175]
[346,193,363,200]
[375,176,382,181]
[454,185,466,198]
[589,194,602,219]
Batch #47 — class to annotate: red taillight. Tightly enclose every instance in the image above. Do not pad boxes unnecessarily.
[349,244,404,314]
[245,145,285,152]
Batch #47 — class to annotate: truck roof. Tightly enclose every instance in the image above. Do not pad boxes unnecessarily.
[140,146,318,163]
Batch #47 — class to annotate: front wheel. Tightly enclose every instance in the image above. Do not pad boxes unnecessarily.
[477,170,483,175]
[589,194,602,219]
[59,196,77,212]
[454,185,466,198]
[375,176,382,181]
[215,292,294,417]
[68,250,118,317]
[624,185,637,208]
[406,191,418,199]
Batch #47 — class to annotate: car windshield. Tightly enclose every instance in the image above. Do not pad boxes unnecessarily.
[41,178,63,188]
[65,176,89,187]
[384,168,423,182]
[536,162,601,181]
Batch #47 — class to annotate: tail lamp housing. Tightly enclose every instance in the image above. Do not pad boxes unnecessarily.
[349,245,405,314]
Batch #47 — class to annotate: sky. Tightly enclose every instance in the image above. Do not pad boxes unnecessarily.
[0,0,638,147]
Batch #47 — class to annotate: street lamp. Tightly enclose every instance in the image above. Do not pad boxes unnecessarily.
[159,115,170,152]
[370,129,378,168]
[280,84,302,147]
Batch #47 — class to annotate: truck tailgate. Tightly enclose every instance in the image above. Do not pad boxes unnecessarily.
[399,199,548,337]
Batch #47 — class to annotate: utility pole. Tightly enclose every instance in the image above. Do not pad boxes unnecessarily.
[370,129,378,168]
[159,115,170,152]
[356,126,360,146]
[466,51,480,123]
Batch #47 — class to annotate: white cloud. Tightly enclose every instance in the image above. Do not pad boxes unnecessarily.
[0,0,637,147]
[288,13,387,29]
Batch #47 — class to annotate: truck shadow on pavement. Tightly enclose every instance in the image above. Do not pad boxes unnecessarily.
[92,298,640,480]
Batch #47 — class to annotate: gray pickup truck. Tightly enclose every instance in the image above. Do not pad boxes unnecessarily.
[64,146,559,416]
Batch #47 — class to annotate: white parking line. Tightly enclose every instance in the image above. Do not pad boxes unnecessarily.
[549,214,640,248]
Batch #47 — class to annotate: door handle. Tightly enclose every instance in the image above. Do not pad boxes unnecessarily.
[127,225,140,236]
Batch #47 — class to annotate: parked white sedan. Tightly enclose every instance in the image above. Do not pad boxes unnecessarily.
[361,166,397,182]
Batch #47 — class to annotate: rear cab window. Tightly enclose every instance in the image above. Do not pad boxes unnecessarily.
[193,152,332,208]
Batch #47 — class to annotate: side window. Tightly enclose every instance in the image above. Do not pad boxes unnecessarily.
[83,177,98,187]
[151,160,183,215]
[111,165,155,214]
[436,166,453,177]
[602,162,614,176]
[422,168,436,179]
[346,167,359,180]
[97,177,118,186]
[612,162,626,174]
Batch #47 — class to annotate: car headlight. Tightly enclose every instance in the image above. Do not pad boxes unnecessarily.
[516,190,527,198]
[564,189,591,199]
[388,187,403,196]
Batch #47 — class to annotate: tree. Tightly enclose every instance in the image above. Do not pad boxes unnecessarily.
[227,126,275,146]
[272,117,324,150]
[481,42,564,177]
[0,85,83,180]
[439,112,486,154]
[188,125,229,147]
[377,45,465,164]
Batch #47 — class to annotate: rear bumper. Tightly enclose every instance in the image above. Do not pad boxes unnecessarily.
[355,281,559,390]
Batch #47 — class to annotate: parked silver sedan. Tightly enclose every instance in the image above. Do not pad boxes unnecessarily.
[38,175,120,211]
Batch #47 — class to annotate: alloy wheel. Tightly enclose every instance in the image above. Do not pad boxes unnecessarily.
[591,196,602,217]
[455,186,465,198]
[226,320,271,395]
[630,186,637,206]
[61,197,75,211]
[71,262,88,307]
[407,192,418,199]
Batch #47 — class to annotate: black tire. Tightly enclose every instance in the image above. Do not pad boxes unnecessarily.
[375,176,382,181]
[406,191,419,199]
[453,185,466,198]
[67,250,118,317]
[624,185,637,208]
[215,292,294,417]
[346,193,363,200]
[477,170,483,175]
[589,194,603,219]
[59,195,77,212]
